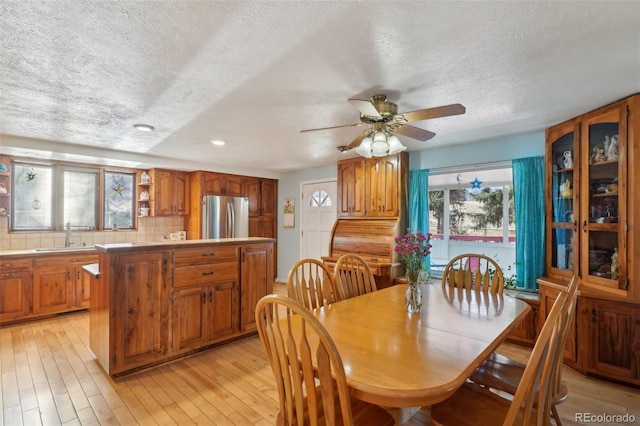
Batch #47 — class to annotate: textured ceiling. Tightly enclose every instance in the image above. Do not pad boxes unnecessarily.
[1,1,639,177]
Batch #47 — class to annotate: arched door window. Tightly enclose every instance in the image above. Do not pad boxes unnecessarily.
[308,190,332,207]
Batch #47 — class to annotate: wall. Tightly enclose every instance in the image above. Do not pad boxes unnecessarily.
[0,216,185,251]
[276,164,336,281]
[275,131,545,281]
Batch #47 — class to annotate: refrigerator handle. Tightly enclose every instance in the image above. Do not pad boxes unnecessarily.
[229,202,236,238]
[226,202,231,238]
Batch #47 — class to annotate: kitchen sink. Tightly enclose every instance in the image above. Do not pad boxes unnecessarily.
[32,246,96,252]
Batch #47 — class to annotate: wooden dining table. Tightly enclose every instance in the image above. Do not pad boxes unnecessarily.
[299,283,531,408]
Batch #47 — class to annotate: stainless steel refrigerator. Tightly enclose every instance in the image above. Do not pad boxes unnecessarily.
[202,195,249,239]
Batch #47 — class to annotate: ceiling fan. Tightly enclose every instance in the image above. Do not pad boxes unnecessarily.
[300,94,466,157]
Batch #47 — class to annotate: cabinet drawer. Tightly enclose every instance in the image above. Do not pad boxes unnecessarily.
[172,247,237,265]
[0,258,32,269]
[173,261,238,287]
[33,254,98,269]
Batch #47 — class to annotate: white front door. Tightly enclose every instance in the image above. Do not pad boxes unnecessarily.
[300,179,337,261]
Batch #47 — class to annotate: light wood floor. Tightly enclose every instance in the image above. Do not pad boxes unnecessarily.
[1,284,639,425]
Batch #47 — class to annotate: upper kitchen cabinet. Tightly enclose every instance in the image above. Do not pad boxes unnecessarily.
[150,169,189,216]
[337,152,408,219]
[245,177,277,219]
[0,155,11,218]
[202,172,243,196]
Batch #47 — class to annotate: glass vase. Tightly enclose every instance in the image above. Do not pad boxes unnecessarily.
[405,269,422,313]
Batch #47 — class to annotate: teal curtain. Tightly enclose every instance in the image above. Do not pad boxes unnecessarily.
[512,157,545,290]
[409,169,430,272]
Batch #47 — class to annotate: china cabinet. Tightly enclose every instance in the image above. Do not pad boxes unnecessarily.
[539,93,640,386]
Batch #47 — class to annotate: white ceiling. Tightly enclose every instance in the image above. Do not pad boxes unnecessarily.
[1,1,639,178]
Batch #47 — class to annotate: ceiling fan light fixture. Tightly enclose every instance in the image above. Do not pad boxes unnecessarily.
[355,137,373,158]
[387,135,406,155]
[371,139,389,157]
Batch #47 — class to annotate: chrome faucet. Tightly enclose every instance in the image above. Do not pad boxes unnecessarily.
[65,222,73,247]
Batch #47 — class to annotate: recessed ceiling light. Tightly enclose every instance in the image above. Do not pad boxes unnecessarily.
[211,140,225,146]
[133,124,155,132]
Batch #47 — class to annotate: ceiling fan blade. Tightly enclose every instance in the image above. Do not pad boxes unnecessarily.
[393,125,436,141]
[347,132,368,150]
[300,122,366,133]
[399,103,466,123]
[348,98,382,119]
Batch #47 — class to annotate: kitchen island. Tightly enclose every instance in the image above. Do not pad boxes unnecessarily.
[92,238,274,377]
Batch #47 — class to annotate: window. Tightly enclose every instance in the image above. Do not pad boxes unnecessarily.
[11,160,136,231]
[12,163,54,230]
[104,172,134,230]
[308,190,332,207]
[63,168,99,229]
[428,165,516,276]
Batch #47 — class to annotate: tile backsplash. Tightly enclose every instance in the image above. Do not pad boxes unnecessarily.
[0,216,185,251]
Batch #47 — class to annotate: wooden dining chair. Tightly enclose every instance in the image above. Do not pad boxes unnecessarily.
[255,294,395,426]
[441,253,505,294]
[333,254,377,300]
[431,289,569,426]
[287,258,339,309]
[469,276,579,425]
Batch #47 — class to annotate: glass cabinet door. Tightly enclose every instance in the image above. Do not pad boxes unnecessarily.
[580,106,626,290]
[547,122,577,276]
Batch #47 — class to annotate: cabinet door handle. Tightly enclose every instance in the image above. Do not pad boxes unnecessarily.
[67,271,71,280]
[591,309,597,322]
[202,271,214,276]
[209,291,213,303]
[573,220,578,232]
[202,292,207,304]
[582,220,587,232]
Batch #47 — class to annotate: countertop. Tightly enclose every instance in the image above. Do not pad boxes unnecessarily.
[0,237,275,258]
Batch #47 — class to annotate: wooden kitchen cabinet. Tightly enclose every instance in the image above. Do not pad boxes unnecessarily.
[202,172,244,196]
[151,169,189,216]
[337,157,366,217]
[245,177,277,219]
[367,155,402,217]
[337,152,407,219]
[539,94,640,386]
[240,243,273,332]
[0,253,96,325]
[94,239,274,376]
[0,258,31,323]
[112,251,169,374]
[171,246,239,351]
[32,254,97,315]
[578,297,640,384]
[172,282,238,351]
[245,177,278,276]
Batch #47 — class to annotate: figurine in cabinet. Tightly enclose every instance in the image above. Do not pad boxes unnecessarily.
[559,179,572,198]
[606,135,619,160]
[562,150,573,169]
[611,248,618,280]
[590,145,606,164]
